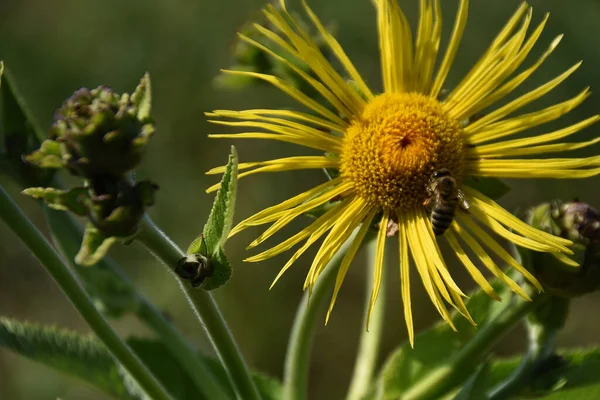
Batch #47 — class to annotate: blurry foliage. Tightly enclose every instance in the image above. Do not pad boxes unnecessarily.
[1,0,600,399]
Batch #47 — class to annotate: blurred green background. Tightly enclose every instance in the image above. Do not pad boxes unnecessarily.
[1,0,600,399]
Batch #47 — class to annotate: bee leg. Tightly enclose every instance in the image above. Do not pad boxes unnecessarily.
[458,190,470,211]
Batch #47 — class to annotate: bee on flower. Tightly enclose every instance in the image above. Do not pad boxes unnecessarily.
[207,0,600,345]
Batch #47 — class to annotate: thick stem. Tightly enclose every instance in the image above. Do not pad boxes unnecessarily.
[402,295,541,400]
[0,185,173,400]
[488,297,558,400]
[283,230,376,400]
[45,208,230,400]
[137,215,261,400]
[345,239,386,400]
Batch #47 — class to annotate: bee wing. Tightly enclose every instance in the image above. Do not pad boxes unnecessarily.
[458,189,470,211]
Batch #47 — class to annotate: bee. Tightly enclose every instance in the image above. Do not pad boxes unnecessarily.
[423,168,470,236]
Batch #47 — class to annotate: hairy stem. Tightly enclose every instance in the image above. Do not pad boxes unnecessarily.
[283,229,376,400]
[403,294,542,400]
[345,239,386,400]
[137,215,261,400]
[45,208,230,400]
[0,185,173,400]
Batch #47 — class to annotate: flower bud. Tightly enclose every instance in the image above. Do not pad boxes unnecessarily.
[84,178,158,238]
[525,200,600,297]
[49,83,153,178]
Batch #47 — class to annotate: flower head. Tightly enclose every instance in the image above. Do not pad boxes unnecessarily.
[207,0,600,345]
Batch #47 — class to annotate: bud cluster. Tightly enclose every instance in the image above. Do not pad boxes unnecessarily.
[526,200,600,297]
[22,75,157,265]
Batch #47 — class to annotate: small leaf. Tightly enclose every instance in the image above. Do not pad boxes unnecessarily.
[377,280,509,399]
[454,363,491,400]
[75,223,118,267]
[22,187,88,216]
[46,208,139,318]
[0,317,142,399]
[489,349,600,399]
[200,145,238,254]
[463,176,510,200]
[131,73,152,122]
[23,139,63,168]
[199,247,232,291]
[0,63,54,186]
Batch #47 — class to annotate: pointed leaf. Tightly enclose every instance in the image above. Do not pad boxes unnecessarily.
[23,139,63,168]
[0,63,54,186]
[199,247,232,291]
[0,317,143,399]
[22,187,88,216]
[197,145,238,254]
[75,223,118,267]
[463,177,510,200]
[131,73,152,122]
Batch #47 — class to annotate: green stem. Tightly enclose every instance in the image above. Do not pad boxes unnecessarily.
[137,215,261,400]
[402,295,542,400]
[345,238,386,400]
[283,230,376,400]
[488,297,558,400]
[0,185,173,400]
[45,208,230,400]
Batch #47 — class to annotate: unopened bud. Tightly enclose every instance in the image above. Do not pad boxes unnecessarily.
[525,200,600,297]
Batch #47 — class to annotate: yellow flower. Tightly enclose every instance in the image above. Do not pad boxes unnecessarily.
[207,0,599,345]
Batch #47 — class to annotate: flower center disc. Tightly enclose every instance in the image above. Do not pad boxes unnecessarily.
[340,93,466,212]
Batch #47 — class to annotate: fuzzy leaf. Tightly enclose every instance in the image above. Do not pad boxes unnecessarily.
[200,145,238,254]
[75,223,118,267]
[22,187,88,216]
[131,73,152,122]
[0,317,143,399]
[0,62,54,186]
[377,280,509,399]
[23,139,63,168]
[463,177,510,200]
[46,208,139,318]
[199,247,232,291]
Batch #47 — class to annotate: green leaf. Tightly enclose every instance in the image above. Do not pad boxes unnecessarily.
[463,177,510,200]
[75,223,119,267]
[45,208,139,318]
[131,73,152,122]
[453,363,491,400]
[199,145,238,254]
[0,62,54,186]
[0,317,143,399]
[23,139,63,168]
[377,280,508,399]
[199,247,232,291]
[128,338,282,400]
[22,187,88,216]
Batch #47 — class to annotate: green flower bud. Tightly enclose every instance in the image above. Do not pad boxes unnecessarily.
[48,84,154,178]
[84,178,158,238]
[525,200,600,297]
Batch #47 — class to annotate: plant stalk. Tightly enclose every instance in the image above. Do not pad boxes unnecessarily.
[283,229,376,400]
[402,294,544,400]
[137,215,261,400]
[45,208,230,400]
[0,185,173,400]
[345,238,386,400]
